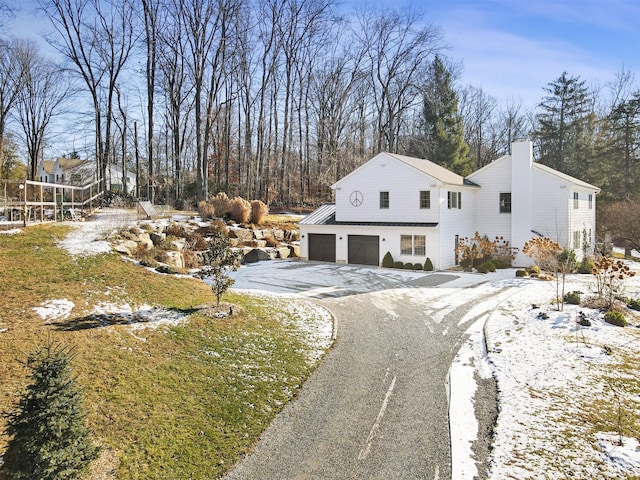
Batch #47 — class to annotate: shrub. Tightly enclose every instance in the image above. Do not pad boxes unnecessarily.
[156,265,178,275]
[628,298,640,311]
[165,223,189,238]
[382,252,394,268]
[197,201,215,220]
[413,263,423,270]
[230,197,251,224]
[250,200,269,225]
[578,257,595,274]
[210,192,231,218]
[515,269,527,277]
[564,291,581,305]
[604,310,626,327]
[1,343,99,479]
[403,262,414,270]
[493,258,511,269]
[393,261,404,269]
[528,265,541,275]
[424,257,434,271]
[477,260,496,274]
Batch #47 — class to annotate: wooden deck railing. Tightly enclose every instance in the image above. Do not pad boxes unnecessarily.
[0,178,104,226]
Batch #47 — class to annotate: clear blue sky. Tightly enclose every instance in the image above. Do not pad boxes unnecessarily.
[413,0,640,108]
[8,0,640,112]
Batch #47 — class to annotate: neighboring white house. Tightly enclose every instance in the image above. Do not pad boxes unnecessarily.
[299,140,600,269]
[38,158,137,193]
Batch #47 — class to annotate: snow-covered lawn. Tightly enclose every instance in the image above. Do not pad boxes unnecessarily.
[452,271,640,479]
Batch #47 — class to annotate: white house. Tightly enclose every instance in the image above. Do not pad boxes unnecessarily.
[38,158,137,194]
[299,140,600,269]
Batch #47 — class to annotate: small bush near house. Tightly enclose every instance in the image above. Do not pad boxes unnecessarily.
[628,298,640,311]
[528,265,541,276]
[382,252,394,268]
[604,310,626,327]
[198,201,215,220]
[578,257,595,274]
[413,263,423,270]
[492,258,511,269]
[250,200,269,225]
[564,291,581,305]
[424,257,434,271]
[403,262,414,270]
[394,261,404,269]
[230,197,251,224]
[515,269,527,277]
[477,260,496,274]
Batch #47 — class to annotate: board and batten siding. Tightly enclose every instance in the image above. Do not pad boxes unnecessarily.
[466,155,513,243]
[531,168,571,245]
[437,188,477,268]
[568,190,597,253]
[334,153,440,224]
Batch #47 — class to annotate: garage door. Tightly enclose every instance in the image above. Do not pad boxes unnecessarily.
[348,235,379,266]
[308,234,336,262]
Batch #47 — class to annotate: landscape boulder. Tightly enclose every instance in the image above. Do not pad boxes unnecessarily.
[243,248,271,263]
[113,240,138,256]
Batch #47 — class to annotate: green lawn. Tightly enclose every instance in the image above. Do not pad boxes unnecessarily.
[0,224,331,478]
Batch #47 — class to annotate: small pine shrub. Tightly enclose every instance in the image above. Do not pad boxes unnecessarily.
[403,262,414,270]
[515,269,527,277]
[604,310,626,327]
[564,291,581,305]
[197,201,215,220]
[424,257,434,271]
[393,261,404,269]
[230,197,251,224]
[477,260,496,274]
[1,343,99,479]
[250,199,269,225]
[382,252,394,268]
[413,263,423,270]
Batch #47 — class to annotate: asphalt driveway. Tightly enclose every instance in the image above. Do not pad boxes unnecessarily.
[225,261,506,479]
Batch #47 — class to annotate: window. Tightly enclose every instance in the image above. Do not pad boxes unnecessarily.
[588,194,593,209]
[499,193,512,213]
[573,231,581,249]
[401,235,413,255]
[414,235,426,256]
[401,235,426,256]
[447,191,461,209]
[573,192,579,209]
[380,191,389,209]
[420,191,431,209]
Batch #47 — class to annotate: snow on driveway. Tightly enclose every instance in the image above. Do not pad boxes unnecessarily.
[232,260,640,479]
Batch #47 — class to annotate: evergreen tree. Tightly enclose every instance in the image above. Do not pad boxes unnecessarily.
[534,71,592,177]
[195,230,241,307]
[607,92,640,199]
[1,343,99,480]
[420,56,470,175]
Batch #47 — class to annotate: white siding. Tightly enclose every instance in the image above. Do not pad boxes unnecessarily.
[438,188,477,268]
[531,168,570,246]
[334,153,441,224]
[467,155,512,243]
[568,189,597,256]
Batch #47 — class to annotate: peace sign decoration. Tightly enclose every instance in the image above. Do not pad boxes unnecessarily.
[350,190,364,207]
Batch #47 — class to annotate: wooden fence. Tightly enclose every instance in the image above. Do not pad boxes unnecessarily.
[0,178,103,227]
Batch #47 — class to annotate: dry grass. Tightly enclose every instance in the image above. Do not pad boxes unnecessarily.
[0,224,328,479]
